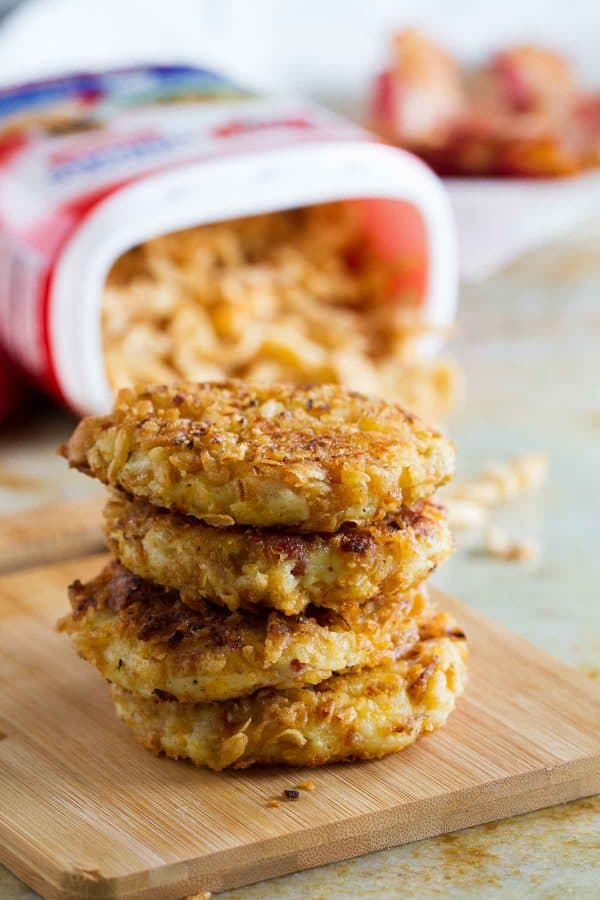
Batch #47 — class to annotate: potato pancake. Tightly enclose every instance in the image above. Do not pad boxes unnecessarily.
[63,381,454,531]
[111,625,467,770]
[58,561,428,702]
[104,491,452,615]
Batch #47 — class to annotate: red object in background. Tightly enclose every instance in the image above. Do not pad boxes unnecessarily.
[358,198,427,300]
[372,31,600,178]
[0,345,27,423]
[372,71,394,132]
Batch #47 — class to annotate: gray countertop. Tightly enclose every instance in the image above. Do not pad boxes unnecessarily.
[1,225,599,899]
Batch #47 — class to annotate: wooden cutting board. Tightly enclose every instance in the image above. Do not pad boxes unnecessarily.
[0,555,598,900]
[0,495,104,575]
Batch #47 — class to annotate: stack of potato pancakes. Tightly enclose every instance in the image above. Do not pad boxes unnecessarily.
[59,381,467,771]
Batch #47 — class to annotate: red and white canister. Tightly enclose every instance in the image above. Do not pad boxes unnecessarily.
[0,64,456,416]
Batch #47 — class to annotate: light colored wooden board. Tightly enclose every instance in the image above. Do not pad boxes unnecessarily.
[0,496,104,574]
[0,554,598,900]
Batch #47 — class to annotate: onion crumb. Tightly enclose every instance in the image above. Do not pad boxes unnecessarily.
[445,452,548,531]
[485,526,540,561]
[299,780,316,792]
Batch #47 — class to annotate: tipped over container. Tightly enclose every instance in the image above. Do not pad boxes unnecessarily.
[0,64,457,416]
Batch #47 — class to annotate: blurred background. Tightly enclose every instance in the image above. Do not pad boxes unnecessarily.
[0,0,599,106]
[0,3,598,894]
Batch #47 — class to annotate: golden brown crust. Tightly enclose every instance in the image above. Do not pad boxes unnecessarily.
[104,490,453,615]
[58,561,428,702]
[63,381,454,531]
[111,625,467,770]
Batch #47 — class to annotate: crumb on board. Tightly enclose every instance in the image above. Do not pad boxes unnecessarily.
[583,668,600,681]
[266,780,316,809]
[267,782,315,807]
[445,452,549,530]
[484,526,541,562]
[299,780,316,791]
[182,892,211,900]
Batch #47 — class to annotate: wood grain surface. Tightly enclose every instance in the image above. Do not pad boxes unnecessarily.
[0,554,598,900]
[0,496,104,574]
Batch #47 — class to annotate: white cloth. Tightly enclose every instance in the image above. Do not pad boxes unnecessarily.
[447,174,600,282]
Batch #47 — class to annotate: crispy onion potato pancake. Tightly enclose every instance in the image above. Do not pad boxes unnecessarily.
[111,625,467,770]
[63,381,454,531]
[105,491,453,615]
[59,562,428,702]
